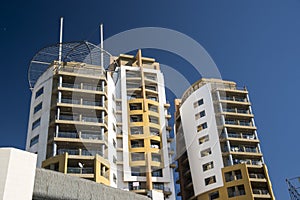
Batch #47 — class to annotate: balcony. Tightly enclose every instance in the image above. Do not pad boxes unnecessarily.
[252,189,271,197]
[57,132,78,138]
[61,82,104,92]
[57,149,104,157]
[57,131,105,142]
[58,65,104,77]
[226,132,257,140]
[224,119,255,129]
[145,85,157,92]
[57,149,79,155]
[131,143,144,148]
[67,167,94,174]
[223,108,251,115]
[230,145,259,154]
[249,173,265,179]
[233,159,263,166]
[82,149,104,157]
[58,114,106,125]
[81,132,104,140]
[220,96,249,104]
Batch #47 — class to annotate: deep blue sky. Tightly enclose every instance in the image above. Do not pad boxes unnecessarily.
[1,1,299,199]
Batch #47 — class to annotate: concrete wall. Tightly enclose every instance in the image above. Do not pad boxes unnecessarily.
[33,168,150,200]
[0,148,37,200]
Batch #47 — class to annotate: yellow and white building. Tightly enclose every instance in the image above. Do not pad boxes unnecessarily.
[175,78,275,200]
[113,50,175,199]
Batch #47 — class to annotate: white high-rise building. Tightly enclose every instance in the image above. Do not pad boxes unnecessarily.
[175,78,275,200]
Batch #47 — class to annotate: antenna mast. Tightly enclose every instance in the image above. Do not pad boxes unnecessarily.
[100,24,104,67]
[58,17,64,65]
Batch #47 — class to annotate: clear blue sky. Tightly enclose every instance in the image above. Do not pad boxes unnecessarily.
[0,1,299,199]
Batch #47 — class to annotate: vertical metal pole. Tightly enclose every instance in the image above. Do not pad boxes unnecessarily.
[100,24,104,67]
[58,17,64,65]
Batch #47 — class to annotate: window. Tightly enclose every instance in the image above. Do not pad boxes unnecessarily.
[227,185,246,198]
[131,152,145,161]
[149,116,159,124]
[33,102,42,114]
[113,139,116,148]
[130,127,143,135]
[205,176,216,186]
[113,173,117,183]
[203,161,214,171]
[30,135,39,147]
[201,148,212,157]
[131,167,146,176]
[148,104,158,112]
[199,135,209,145]
[113,156,117,164]
[152,168,163,177]
[194,98,204,108]
[130,103,142,110]
[195,110,206,120]
[209,191,219,200]
[200,110,206,117]
[35,87,44,99]
[32,118,41,130]
[225,170,242,182]
[151,153,161,162]
[130,115,142,122]
[197,122,207,132]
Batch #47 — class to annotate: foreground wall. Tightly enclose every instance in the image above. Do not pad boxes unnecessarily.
[33,168,150,200]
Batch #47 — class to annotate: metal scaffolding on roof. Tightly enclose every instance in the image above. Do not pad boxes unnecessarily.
[287,177,300,200]
[28,41,116,89]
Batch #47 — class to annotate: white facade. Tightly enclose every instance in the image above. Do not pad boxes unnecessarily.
[26,66,54,167]
[180,83,224,196]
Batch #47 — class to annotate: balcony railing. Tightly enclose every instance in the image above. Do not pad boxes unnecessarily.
[58,115,105,124]
[230,146,258,153]
[82,149,103,156]
[249,173,265,179]
[225,120,252,126]
[145,86,157,91]
[59,66,104,76]
[220,96,247,103]
[57,131,104,141]
[145,75,156,81]
[150,131,159,136]
[131,144,144,148]
[81,133,104,140]
[57,132,78,138]
[226,132,256,140]
[57,149,104,157]
[67,167,94,174]
[57,149,79,155]
[223,108,250,114]
[61,82,103,92]
[252,189,269,195]
[233,159,262,165]
[60,98,103,107]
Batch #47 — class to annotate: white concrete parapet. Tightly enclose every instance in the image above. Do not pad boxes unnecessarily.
[0,148,37,200]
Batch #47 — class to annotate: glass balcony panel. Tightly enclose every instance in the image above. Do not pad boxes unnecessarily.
[57,149,79,155]
[57,132,78,138]
[81,132,103,140]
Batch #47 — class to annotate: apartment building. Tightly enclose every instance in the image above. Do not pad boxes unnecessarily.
[26,42,175,199]
[175,78,275,200]
[112,50,175,199]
